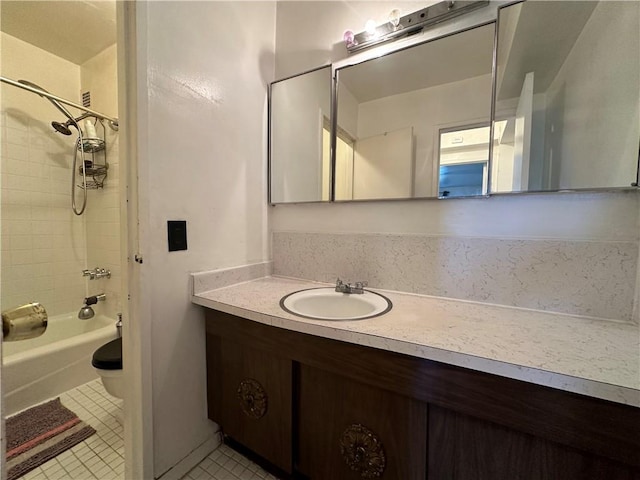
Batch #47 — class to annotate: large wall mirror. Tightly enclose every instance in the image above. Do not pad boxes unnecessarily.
[335,23,495,201]
[270,66,332,203]
[492,0,640,193]
[268,0,640,205]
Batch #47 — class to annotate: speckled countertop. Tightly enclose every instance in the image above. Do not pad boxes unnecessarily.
[192,274,640,407]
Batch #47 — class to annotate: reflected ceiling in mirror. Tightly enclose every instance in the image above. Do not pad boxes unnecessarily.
[270,66,332,204]
[335,23,495,201]
[492,0,640,194]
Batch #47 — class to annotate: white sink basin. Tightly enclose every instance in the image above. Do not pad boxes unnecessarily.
[280,287,392,321]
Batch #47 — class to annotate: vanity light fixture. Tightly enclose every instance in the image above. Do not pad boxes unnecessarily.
[344,0,489,53]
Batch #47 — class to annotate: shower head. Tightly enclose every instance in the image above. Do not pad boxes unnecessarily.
[51,121,73,136]
[17,79,78,128]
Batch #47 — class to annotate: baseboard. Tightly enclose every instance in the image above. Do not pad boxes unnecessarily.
[156,433,221,480]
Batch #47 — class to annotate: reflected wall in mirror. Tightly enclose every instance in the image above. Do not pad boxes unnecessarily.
[270,66,332,203]
[335,23,495,201]
[493,0,640,193]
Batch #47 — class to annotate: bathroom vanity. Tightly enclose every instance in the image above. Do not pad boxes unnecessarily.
[194,275,640,479]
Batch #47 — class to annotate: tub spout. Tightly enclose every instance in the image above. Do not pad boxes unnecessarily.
[78,305,95,320]
[78,293,106,320]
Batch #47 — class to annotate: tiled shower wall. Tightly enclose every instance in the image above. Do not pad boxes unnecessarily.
[82,44,121,320]
[273,231,638,322]
[1,33,120,318]
[1,33,87,316]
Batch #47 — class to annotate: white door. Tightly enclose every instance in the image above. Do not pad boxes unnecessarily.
[353,127,413,200]
[513,71,534,191]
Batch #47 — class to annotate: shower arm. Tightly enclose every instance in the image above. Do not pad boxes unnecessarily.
[0,75,119,129]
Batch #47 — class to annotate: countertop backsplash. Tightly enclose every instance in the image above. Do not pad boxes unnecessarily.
[272,231,638,323]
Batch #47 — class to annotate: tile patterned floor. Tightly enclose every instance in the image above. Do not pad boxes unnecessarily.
[14,379,277,480]
[18,379,124,480]
[181,444,280,480]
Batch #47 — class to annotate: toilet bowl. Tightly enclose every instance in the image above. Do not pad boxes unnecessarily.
[92,337,123,399]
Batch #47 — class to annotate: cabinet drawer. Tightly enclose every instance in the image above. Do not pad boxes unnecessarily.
[206,334,292,473]
[298,364,427,479]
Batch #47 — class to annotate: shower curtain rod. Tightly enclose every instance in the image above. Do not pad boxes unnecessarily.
[0,75,119,127]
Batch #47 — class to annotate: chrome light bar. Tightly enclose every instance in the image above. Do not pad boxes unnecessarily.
[346,0,489,53]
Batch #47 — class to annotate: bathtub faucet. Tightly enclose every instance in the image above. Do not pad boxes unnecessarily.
[82,268,111,280]
[78,293,106,320]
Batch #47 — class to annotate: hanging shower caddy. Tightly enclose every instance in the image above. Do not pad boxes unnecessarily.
[77,118,108,189]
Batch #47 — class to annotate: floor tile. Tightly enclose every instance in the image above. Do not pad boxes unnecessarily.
[15,379,124,480]
[181,444,281,480]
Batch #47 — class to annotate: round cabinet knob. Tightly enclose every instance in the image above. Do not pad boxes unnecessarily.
[236,379,268,419]
[339,424,386,478]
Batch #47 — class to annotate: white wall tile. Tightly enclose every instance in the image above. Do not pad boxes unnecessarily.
[1,33,87,316]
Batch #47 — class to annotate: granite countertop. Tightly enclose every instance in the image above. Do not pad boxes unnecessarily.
[191,272,640,407]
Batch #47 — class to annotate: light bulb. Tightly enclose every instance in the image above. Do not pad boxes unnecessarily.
[365,19,377,37]
[388,9,401,29]
[343,30,356,48]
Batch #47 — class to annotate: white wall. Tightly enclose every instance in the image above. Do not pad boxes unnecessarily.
[544,1,639,189]
[275,1,431,79]
[356,74,491,196]
[138,2,275,476]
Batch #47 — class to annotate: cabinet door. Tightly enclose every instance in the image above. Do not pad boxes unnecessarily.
[428,405,640,480]
[206,334,292,473]
[298,364,427,479]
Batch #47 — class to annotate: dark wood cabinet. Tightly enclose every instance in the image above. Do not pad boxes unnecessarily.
[428,405,640,480]
[204,309,640,479]
[298,364,427,479]
[206,334,292,472]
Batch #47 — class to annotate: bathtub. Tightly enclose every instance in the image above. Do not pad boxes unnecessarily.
[2,313,118,415]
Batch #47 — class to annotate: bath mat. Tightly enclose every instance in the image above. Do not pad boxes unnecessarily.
[5,398,96,480]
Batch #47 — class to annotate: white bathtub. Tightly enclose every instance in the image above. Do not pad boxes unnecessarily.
[2,313,118,415]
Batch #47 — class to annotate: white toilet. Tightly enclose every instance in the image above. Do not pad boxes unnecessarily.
[92,337,123,399]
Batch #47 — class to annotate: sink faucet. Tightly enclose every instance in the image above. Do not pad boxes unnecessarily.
[335,278,368,294]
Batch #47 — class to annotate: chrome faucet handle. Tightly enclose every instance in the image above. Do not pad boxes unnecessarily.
[335,278,350,293]
[82,267,111,280]
[352,281,368,294]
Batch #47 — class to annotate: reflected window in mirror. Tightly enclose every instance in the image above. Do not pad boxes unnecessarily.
[270,66,332,204]
[492,0,640,194]
[438,124,489,198]
[335,23,495,201]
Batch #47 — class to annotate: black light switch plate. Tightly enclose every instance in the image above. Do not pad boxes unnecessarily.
[167,220,187,252]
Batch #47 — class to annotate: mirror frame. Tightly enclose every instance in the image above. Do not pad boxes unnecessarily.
[489,0,640,196]
[268,65,334,205]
